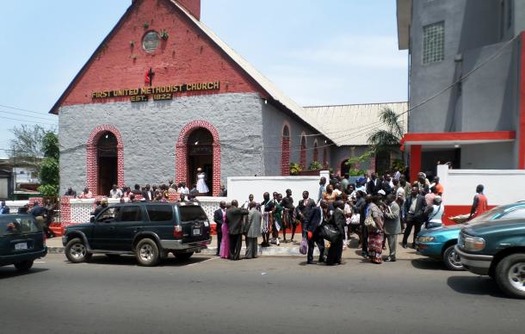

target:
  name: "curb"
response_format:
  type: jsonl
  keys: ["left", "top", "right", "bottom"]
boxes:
{"left": 46, "top": 245, "right": 304, "bottom": 257}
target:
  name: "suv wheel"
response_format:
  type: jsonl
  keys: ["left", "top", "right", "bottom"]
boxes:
{"left": 65, "top": 238, "right": 92, "bottom": 263}
{"left": 14, "top": 260, "right": 34, "bottom": 272}
{"left": 496, "top": 253, "right": 525, "bottom": 299}
{"left": 135, "top": 239, "right": 160, "bottom": 266}
{"left": 443, "top": 244, "right": 464, "bottom": 271}
{"left": 174, "top": 252, "right": 194, "bottom": 261}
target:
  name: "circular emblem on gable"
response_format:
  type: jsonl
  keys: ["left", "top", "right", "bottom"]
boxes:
{"left": 142, "top": 31, "right": 160, "bottom": 53}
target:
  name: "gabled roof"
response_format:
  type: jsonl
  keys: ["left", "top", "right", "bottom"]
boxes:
{"left": 303, "top": 102, "right": 408, "bottom": 146}
{"left": 50, "top": 0, "right": 327, "bottom": 140}
{"left": 169, "top": 1, "right": 329, "bottom": 136}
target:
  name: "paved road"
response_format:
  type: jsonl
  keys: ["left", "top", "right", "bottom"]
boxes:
{"left": 0, "top": 253, "right": 523, "bottom": 334}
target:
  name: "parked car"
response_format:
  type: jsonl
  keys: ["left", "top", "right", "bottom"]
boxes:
{"left": 62, "top": 201, "right": 211, "bottom": 266}
{"left": 416, "top": 202, "right": 525, "bottom": 271}
{"left": 456, "top": 203, "right": 525, "bottom": 298}
{"left": 0, "top": 214, "right": 47, "bottom": 271}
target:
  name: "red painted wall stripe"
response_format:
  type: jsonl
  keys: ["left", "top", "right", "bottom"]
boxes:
{"left": 409, "top": 145, "right": 421, "bottom": 183}
{"left": 403, "top": 131, "right": 515, "bottom": 143}
{"left": 519, "top": 32, "right": 525, "bottom": 169}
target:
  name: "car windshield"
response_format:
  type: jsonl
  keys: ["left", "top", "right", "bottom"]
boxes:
{"left": 468, "top": 203, "right": 525, "bottom": 224}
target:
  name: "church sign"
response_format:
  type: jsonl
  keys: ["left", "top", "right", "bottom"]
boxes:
{"left": 91, "top": 81, "right": 220, "bottom": 102}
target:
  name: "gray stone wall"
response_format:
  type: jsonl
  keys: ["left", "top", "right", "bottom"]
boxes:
{"left": 261, "top": 103, "right": 329, "bottom": 176}
{"left": 58, "top": 93, "right": 264, "bottom": 194}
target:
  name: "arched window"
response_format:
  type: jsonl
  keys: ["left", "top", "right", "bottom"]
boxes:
{"left": 313, "top": 140, "right": 319, "bottom": 163}
{"left": 300, "top": 135, "right": 307, "bottom": 169}
{"left": 281, "top": 125, "right": 291, "bottom": 175}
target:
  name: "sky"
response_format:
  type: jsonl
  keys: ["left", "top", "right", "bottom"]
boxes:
{"left": 0, "top": 0, "right": 408, "bottom": 158}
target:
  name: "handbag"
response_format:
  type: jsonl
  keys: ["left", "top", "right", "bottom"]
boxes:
{"left": 320, "top": 223, "right": 340, "bottom": 243}
{"left": 364, "top": 214, "right": 376, "bottom": 229}
{"left": 299, "top": 238, "right": 307, "bottom": 255}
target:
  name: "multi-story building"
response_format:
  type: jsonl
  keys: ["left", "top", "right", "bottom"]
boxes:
{"left": 397, "top": 0, "right": 525, "bottom": 181}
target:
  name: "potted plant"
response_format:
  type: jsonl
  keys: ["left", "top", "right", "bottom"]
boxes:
{"left": 289, "top": 162, "right": 302, "bottom": 175}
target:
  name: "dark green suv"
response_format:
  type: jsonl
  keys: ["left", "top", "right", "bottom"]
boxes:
{"left": 0, "top": 214, "right": 47, "bottom": 271}
{"left": 62, "top": 201, "right": 211, "bottom": 266}
{"left": 456, "top": 203, "right": 525, "bottom": 298}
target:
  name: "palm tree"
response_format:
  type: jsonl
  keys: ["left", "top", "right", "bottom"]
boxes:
{"left": 367, "top": 107, "right": 405, "bottom": 172}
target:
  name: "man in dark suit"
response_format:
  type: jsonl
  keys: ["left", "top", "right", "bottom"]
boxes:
{"left": 367, "top": 172, "right": 380, "bottom": 195}
{"left": 295, "top": 190, "right": 316, "bottom": 237}
{"left": 226, "top": 200, "right": 249, "bottom": 260}
{"left": 325, "top": 200, "right": 346, "bottom": 265}
{"left": 402, "top": 186, "right": 427, "bottom": 249}
{"left": 213, "top": 201, "right": 227, "bottom": 256}
{"left": 305, "top": 200, "right": 328, "bottom": 264}
{"left": 142, "top": 184, "right": 154, "bottom": 201}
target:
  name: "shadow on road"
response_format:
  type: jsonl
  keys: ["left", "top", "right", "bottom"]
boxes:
{"left": 446, "top": 275, "right": 507, "bottom": 298}
{"left": 410, "top": 258, "right": 449, "bottom": 271}
{"left": 79, "top": 254, "right": 213, "bottom": 267}
{"left": 0, "top": 267, "right": 49, "bottom": 279}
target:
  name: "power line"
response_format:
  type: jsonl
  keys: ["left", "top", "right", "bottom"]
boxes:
{"left": 0, "top": 115, "right": 56, "bottom": 126}
{"left": 0, "top": 110, "right": 56, "bottom": 122}
{"left": 0, "top": 104, "right": 48, "bottom": 116}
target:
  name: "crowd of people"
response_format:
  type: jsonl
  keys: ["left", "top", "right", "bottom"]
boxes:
{"left": 212, "top": 170, "right": 488, "bottom": 266}
{"left": 65, "top": 180, "right": 206, "bottom": 204}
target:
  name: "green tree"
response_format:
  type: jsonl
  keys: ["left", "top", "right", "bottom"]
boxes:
{"left": 9, "top": 124, "right": 47, "bottom": 160}
{"left": 38, "top": 132, "right": 60, "bottom": 197}
{"left": 367, "top": 107, "right": 405, "bottom": 173}
{"left": 42, "top": 131, "right": 59, "bottom": 160}
{"left": 367, "top": 107, "right": 404, "bottom": 154}
{"left": 345, "top": 150, "right": 374, "bottom": 176}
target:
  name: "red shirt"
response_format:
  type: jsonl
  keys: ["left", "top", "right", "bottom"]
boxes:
{"left": 473, "top": 194, "right": 488, "bottom": 218}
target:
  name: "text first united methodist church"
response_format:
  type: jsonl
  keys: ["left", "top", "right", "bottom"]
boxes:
{"left": 51, "top": 0, "right": 407, "bottom": 196}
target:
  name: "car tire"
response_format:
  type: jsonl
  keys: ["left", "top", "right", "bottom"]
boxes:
{"left": 174, "top": 252, "right": 194, "bottom": 261}
{"left": 443, "top": 244, "right": 464, "bottom": 271}
{"left": 135, "top": 239, "right": 160, "bottom": 266}
{"left": 495, "top": 253, "right": 525, "bottom": 299}
{"left": 65, "top": 238, "right": 92, "bottom": 263}
{"left": 14, "top": 260, "right": 34, "bottom": 272}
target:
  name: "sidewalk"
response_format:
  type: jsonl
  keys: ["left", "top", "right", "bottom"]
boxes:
{"left": 47, "top": 233, "right": 423, "bottom": 260}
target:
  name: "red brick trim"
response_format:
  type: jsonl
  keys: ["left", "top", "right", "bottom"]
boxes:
{"left": 176, "top": 120, "right": 221, "bottom": 196}
{"left": 86, "top": 125, "right": 125, "bottom": 196}
{"left": 281, "top": 123, "right": 291, "bottom": 175}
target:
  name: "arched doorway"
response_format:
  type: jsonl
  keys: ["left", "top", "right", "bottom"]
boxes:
{"left": 97, "top": 131, "right": 118, "bottom": 195}
{"left": 187, "top": 128, "right": 213, "bottom": 191}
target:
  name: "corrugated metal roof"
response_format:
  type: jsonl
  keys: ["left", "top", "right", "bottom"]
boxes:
{"left": 174, "top": 2, "right": 408, "bottom": 147}
{"left": 303, "top": 102, "right": 408, "bottom": 146}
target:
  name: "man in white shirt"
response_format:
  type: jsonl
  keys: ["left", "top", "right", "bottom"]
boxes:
{"left": 109, "top": 184, "right": 122, "bottom": 199}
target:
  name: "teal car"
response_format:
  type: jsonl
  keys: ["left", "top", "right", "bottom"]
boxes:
{"left": 416, "top": 202, "right": 525, "bottom": 271}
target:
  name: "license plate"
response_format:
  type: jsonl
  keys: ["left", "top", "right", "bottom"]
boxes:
{"left": 15, "top": 243, "right": 28, "bottom": 250}
{"left": 193, "top": 228, "right": 201, "bottom": 236}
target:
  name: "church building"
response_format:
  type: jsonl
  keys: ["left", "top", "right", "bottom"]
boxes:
{"left": 51, "top": 0, "right": 407, "bottom": 196}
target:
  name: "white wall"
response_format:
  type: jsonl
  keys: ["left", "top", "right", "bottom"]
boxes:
{"left": 437, "top": 164, "right": 525, "bottom": 205}
{"left": 227, "top": 170, "right": 329, "bottom": 204}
